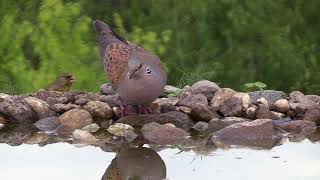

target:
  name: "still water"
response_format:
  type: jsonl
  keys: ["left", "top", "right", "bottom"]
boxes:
{"left": 0, "top": 139, "right": 319, "bottom": 180}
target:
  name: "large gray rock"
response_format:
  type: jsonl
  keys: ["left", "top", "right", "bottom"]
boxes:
{"left": 249, "top": 90, "right": 288, "bottom": 106}
{"left": 117, "top": 111, "right": 193, "bottom": 130}
{"left": 24, "top": 97, "right": 55, "bottom": 118}
{"left": 208, "top": 117, "right": 248, "bottom": 133}
{"left": 211, "top": 119, "right": 283, "bottom": 148}
{"left": 0, "top": 94, "right": 37, "bottom": 123}
{"left": 59, "top": 109, "right": 93, "bottom": 130}
{"left": 191, "top": 80, "right": 221, "bottom": 100}
{"left": 83, "top": 101, "right": 113, "bottom": 119}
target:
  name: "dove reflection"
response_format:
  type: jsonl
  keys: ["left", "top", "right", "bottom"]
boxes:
{"left": 101, "top": 147, "right": 166, "bottom": 180}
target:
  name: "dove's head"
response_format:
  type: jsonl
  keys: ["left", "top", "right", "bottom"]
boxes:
{"left": 117, "top": 51, "right": 167, "bottom": 105}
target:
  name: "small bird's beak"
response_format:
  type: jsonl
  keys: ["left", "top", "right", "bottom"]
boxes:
{"left": 69, "top": 75, "right": 76, "bottom": 83}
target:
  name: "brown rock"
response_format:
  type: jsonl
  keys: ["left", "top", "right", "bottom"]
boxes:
{"left": 178, "top": 85, "right": 193, "bottom": 100}
{"left": 192, "top": 121, "right": 209, "bottom": 133}
{"left": 100, "top": 83, "right": 116, "bottom": 95}
{"left": 303, "top": 107, "right": 320, "bottom": 125}
{"left": 272, "top": 99, "right": 290, "bottom": 113}
{"left": 179, "top": 106, "right": 192, "bottom": 114}
{"left": 24, "top": 97, "right": 55, "bottom": 118}
{"left": 117, "top": 111, "right": 193, "bottom": 130}
{"left": 218, "top": 93, "right": 250, "bottom": 117}
{"left": 211, "top": 119, "right": 283, "bottom": 148}
{"left": 59, "top": 109, "right": 93, "bottom": 130}
{"left": 73, "top": 129, "right": 98, "bottom": 144}
{"left": 191, "top": 80, "right": 220, "bottom": 100}
{"left": 278, "top": 120, "right": 316, "bottom": 135}
{"left": 289, "top": 91, "right": 318, "bottom": 114}
{"left": 46, "top": 97, "right": 69, "bottom": 106}
{"left": 142, "top": 125, "right": 188, "bottom": 145}
{"left": 83, "top": 101, "right": 113, "bottom": 119}
{"left": 245, "top": 105, "right": 257, "bottom": 119}
{"left": 208, "top": 117, "right": 248, "bottom": 133}
{"left": 191, "top": 103, "right": 220, "bottom": 122}
{"left": 0, "top": 94, "right": 37, "bottom": 123}
{"left": 178, "top": 94, "right": 208, "bottom": 108}
{"left": 211, "top": 88, "right": 236, "bottom": 111}
{"left": 256, "top": 102, "right": 278, "bottom": 120}
{"left": 51, "top": 103, "right": 81, "bottom": 114}
{"left": 153, "top": 97, "right": 179, "bottom": 113}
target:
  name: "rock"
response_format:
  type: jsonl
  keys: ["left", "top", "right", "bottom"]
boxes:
{"left": 82, "top": 123, "right": 100, "bottom": 133}
{"left": 59, "top": 109, "right": 93, "bottom": 130}
{"left": 100, "top": 83, "right": 116, "bottom": 95}
{"left": 74, "top": 92, "right": 101, "bottom": 103}
{"left": 305, "top": 95, "right": 320, "bottom": 104}
{"left": 73, "top": 129, "right": 98, "bottom": 143}
{"left": 178, "top": 93, "right": 208, "bottom": 108}
{"left": 163, "top": 85, "right": 182, "bottom": 97}
{"left": 211, "top": 88, "right": 237, "bottom": 111}
{"left": 278, "top": 120, "right": 316, "bottom": 135}
{"left": 271, "top": 111, "right": 285, "bottom": 119}
{"left": 24, "top": 132, "right": 49, "bottom": 145}
{"left": 74, "top": 98, "right": 88, "bottom": 106}
{"left": 249, "top": 90, "right": 288, "bottom": 106}
{"left": 0, "top": 95, "right": 37, "bottom": 123}
{"left": 289, "top": 91, "right": 318, "bottom": 114}
{"left": 256, "top": 103, "right": 278, "bottom": 120}
{"left": 142, "top": 125, "right": 188, "bottom": 145}
{"left": 0, "top": 116, "right": 7, "bottom": 130}
{"left": 272, "top": 99, "right": 290, "bottom": 113}
{"left": 190, "top": 103, "right": 220, "bottom": 122}
{"left": 54, "top": 125, "right": 74, "bottom": 138}
{"left": 218, "top": 92, "right": 250, "bottom": 117}
{"left": 211, "top": 119, "right": 283, "bottom": 148}
{"left": 83, "top": 101, "right": 113, "bottom": 119}
{"left": 51, "top": 103, "right": 81, "bottom": 114}
{"left": 256, "top": 98, "right": 269, "bottom": 109}
{"left": 24, "top": 97, "right": 55, "bottom": 118}
{"left": 178, "top": 85, "right": 193, "bottom": 100}
{"left": 306, "top": 128, "right": 320, "bottom": 142}
{"left": 34, "top": 116, "right": 60, "bottom": 133}
{"left": 117, "top": 111, "right": 193, "bottom": 130}
{"left": 98, "top": 95, "right": 119, "bottom": 107}
{"left": 107, "top": 123, "right": 135, "bottom": 136}
{"left": 179, "top": 106, "right": 192, "bottom": 114}
{"left": 191, "top": 80, "right": 220, "bottom": 100}
{"left": 303, "top": 107, "right": 320, "bottom": 125}
{"left": 245, "top": 105, "right": 257, "bottom": 119}
{"left": 46, "top": 97, "right": 68, "bottom": 106}
{"left": 0, "top": 124, "right": 35, "bottom": 146}
{"left": 208, "top": 117, "right": 247, "bottom": 133}
{"left": 141, "top": 122, "right": 163, "bottom": 133}
{"left": 192, "top": 121, "right": 209, "bottom": 133}
{"left": 153, "top": 97, "right": 179, "bottom": 113}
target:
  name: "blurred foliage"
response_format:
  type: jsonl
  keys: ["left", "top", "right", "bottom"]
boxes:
{"left": 0, "top": 0, "right": 319, "bottom": 94}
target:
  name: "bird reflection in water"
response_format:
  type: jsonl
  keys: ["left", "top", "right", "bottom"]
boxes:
{"left": 101, "top": 147, "right": 166, "bottom": 180}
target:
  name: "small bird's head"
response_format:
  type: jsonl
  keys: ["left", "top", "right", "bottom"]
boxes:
{"left": 57, "top": 74, "right": 76, "bottom": 86}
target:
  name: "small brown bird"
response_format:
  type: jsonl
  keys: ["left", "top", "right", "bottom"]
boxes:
{"left": 93, "top": 20, "right": 167, "bottom": 114}
{"left": 45, "top": 74, "right": 76, "bottom": 92}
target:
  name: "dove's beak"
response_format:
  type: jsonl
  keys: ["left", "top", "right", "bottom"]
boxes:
{"left": 128, "top": 69, "right": 138, "bottom": 79}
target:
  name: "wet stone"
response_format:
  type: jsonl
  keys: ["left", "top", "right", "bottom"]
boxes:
{"left": 59, "top": 109, "right": 93, "bottom": 130}
{"left": 208, "top": 117, "right": 248, "bottom": 133}
{"left": 211, "top": 119, "right": 283, "bottom": 148}
{"left": 24, "top": 132, "right": 49, "bottom": 145}
{"left": 34, "top": 116, "right": 60, "bottom": 133}
{"left": 82, "top": 123, "right": 100, "bottom": 133}
{"left": 117, "top": 111, "right": 193, "bottom": 131}
{"left": 191, "top": 80, "right": 221, "bottom": 100}
{"left": 83, "top": 101, "right": 113, "bottom": 119}
{"left": 73, "top": 129, "right": 98, "bottom": 144}
{"left": 51, "top": 103, "right": 81, "bottom": 114}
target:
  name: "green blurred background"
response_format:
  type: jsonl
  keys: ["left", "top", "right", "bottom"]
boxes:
{"left": 0, "top": 0, "right": 319, "bottom": 94}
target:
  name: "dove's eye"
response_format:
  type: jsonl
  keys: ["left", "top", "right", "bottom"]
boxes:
{"left": 146, "top": 67, "right": 152, "bottom": 75}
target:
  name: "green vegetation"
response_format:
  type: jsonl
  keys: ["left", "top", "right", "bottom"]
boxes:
{"left": 0, "top": 0, "right": 319, "bottom": 94}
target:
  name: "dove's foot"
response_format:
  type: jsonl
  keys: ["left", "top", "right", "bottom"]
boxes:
{"left": 138, "top": 105, "right": 153, "bottom": 114}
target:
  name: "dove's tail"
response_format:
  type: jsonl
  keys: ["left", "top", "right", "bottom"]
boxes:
{"left": 93, "top": 20, "right": 128, "bottom": 60}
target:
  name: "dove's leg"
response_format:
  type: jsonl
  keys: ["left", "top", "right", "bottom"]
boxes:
{"left": 138, "top": 105, "right": 153, "bottom": 114}
{"left": 115, "top": 96, "right": 138, "bottom": 117}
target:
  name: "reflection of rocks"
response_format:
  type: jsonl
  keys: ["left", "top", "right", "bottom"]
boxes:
{"left": 59, "top": 109, "right": 93, "bottom": 130}
{"left": 72, "top": 129, "right": 98, "bottom": 144}
{"left": 82, "top": 123, "right": 100, "bottom": 133}
{"left": 34, "top": 116, "right": 60, "bottom": 133}
{"left": 102, "top": 147, "right": 166, "bottom": 180}
{"left": 278, "top": 120, "right": 316, "bottom": 135}
{"left": 0, "top": 124, "right": 36, "bottom": 146}
{"left": 24, "top": 132, "right": 49, "bottom": 145}
{"left": 117, "top": 111, "right": 193, "bottom": 130}
{"left": 211, "top": 119, "right": 284, "bottom": 148}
